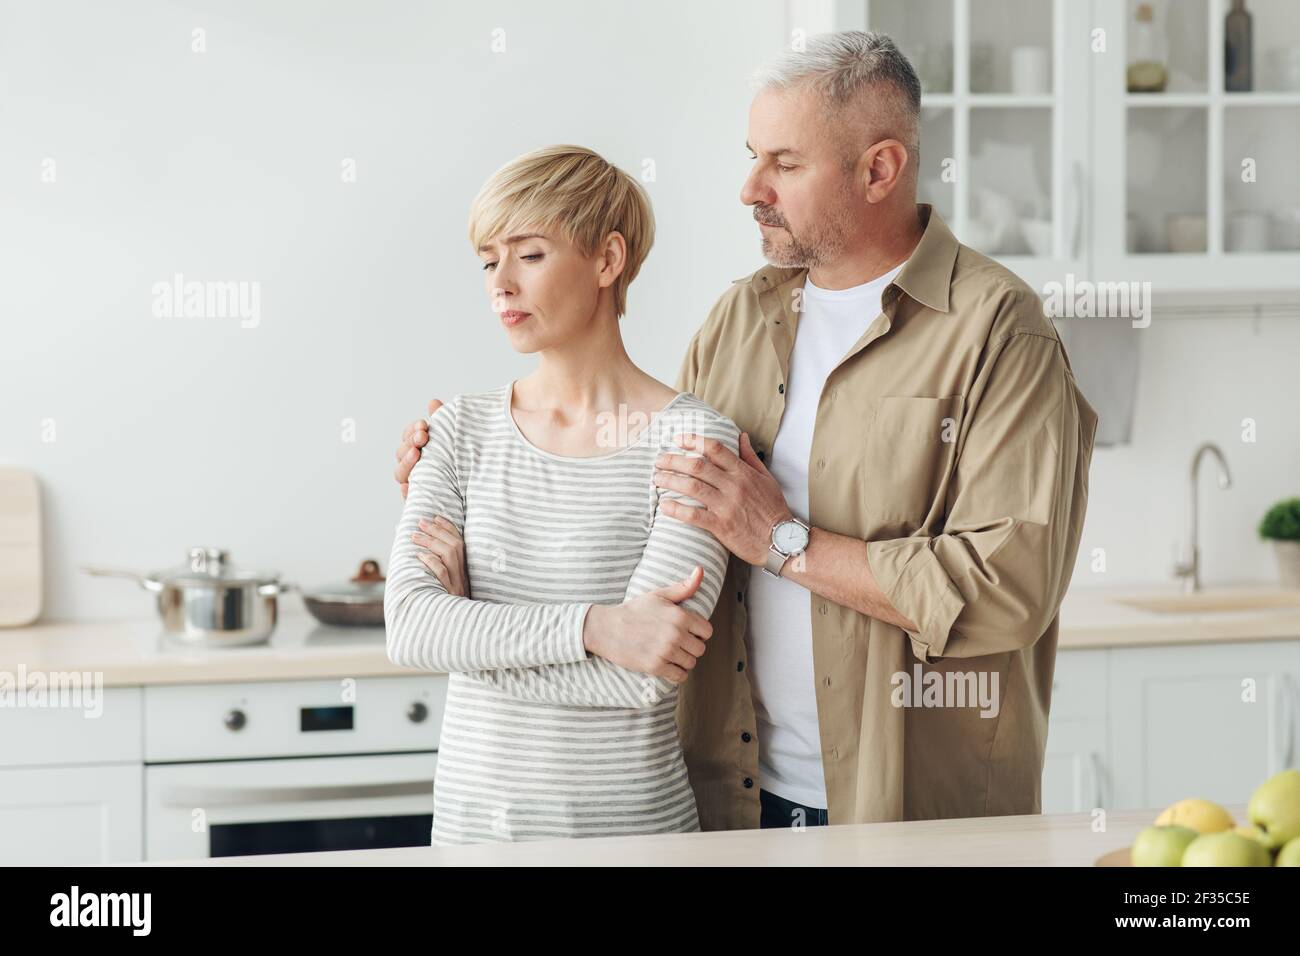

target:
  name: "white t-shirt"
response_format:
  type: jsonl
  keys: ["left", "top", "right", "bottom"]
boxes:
{"left": 746, "top": 261, "right": 906, "bottom": 808}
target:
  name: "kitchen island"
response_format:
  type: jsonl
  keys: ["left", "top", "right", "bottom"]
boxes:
{"left": 5, "top": 588, "right": 1292, "bottom": 865}
{"left": 130, "top": 804, "right": 1247, "bottom": 867}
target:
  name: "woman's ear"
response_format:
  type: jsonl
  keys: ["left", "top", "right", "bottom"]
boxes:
{"left": 596, "top": 230, "right": 628, "bottom": 289}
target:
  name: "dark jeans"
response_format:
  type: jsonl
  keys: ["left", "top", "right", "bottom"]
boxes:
{"left": 759, "top": 788, "right": 829, "bottom": 829}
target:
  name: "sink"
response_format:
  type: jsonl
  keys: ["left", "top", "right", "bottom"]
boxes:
{"left": 1118, "top": 589, "right": 1300, "bottom": 614}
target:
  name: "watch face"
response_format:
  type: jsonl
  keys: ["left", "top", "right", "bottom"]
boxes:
{"left": 773, "top": 520, "right": 809, "bottom": 554}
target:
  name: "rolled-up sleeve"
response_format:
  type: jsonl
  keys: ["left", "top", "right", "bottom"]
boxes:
{"left": 866, "top": 325, "right": 1094, "bottom": 663}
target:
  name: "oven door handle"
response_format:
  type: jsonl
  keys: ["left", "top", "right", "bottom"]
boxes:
{"left": 160, "top": 778, "right": 434, "bottom": 807}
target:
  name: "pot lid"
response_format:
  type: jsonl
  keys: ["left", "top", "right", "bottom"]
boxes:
{"left": 303, "top": 559, "right": 386, "bottom": 604}
{"left": 155, "top": 547, "right": 281, "bottom": 587}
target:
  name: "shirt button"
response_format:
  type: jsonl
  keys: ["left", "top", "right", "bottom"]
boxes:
{"left": 831, "top": 747, "right": 839, "bottom": 759}
{"left": 816, "top": 458, "right": 826, "bottom": 471}
{"left": 736, "top": 660, "right": 745, "bottom": 672}
{"left": 777, "top": 383, "right": 785, "bottom": 394}
{"left": 819, "top": 602, "right": 828, "bottom": 615}
{"left": 741, "top": 731, "right": 752, "bottom": 743}
{"left": 743, "top": 777, "right": 754, "bottom": 789}
{"left": 823, "top": 676, "right": 832, "bottom": 687}
{"left": 737, "top": 590, "right": 744, "bottom": 603}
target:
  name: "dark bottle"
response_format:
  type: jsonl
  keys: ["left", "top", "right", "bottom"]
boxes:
{"left": 1225, "top": 0, "right": 1253, "bottom": 92}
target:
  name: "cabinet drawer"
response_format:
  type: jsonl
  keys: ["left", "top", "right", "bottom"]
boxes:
{"left": 1050, "top": 649, "right": 1108, "bottom": 722}
{"left": 0, "top": 686, "right": 142, "bottom": 768}
{"left": 144, "top": 675, "right": 447, "bottom": 762}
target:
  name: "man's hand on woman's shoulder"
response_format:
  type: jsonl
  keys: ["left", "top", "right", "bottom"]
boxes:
{"left": 395, "top": 398, "right": 443, "bottom": 499}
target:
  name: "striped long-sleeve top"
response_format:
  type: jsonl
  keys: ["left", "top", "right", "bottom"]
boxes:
{"left": 384, "top": 381, "right": 739, "bottom": 845}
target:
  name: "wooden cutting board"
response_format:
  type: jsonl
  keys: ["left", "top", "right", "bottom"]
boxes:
{"left": 0, "top": 467, "right": 42, "bottom": 626}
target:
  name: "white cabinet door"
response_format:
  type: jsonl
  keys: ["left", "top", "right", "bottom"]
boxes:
{"left": 1108, "top": 639, "right": 1300, "bottom": 810}
{"left": 1049, "top": 647, "right": 1110, "bottom": 722}
{"left": 0, "top": 764, "right": 143, "bottom": 864}
{"left": 1042, "top": 648, "right": 1110, "bottom": 812}
{"left": 855, "top": 0, "right": 1095, "bottom": 290}
{"left": 1091, "top": 0, "right": 1300, "bottom": 292}
{"left": 1043, "top": 720, "right": 1108, "bottom": 813}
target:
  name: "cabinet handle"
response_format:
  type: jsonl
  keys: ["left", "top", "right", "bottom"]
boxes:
{"left": 1069, "top": 161, "right": 1085, "bottom": 261}
{"left": 1088, "top": 751, "right": 1104, "bottom": 810}
{"left": 160, "top": 779, "right": 435, "bottom": 807}
{"left": 1279, "top": 674, "right": 1296, "bottom": 770}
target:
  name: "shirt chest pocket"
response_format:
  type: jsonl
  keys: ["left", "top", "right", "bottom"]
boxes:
{"left": 864, "top": 395, "right": 963, "bottom": 525}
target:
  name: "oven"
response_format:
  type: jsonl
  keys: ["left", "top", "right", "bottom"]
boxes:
{"left": 143, "top": 675, "right": 446, "bottom": 860}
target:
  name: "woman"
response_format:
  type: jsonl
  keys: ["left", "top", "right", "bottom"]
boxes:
{"left": 384, "top": 144, "right": 740, "bottom": 845}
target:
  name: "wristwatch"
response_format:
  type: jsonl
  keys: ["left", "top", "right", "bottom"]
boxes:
{"left": 762, "top": 516, "right": 811, "bottom": 577}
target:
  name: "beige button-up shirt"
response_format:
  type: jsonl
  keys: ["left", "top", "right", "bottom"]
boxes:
{"left": 673, "top": 203, "right": 1098, "bottom": 830}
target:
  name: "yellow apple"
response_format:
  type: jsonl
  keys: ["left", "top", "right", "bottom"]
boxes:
{"left": 1154, "top": 798, "right": 1234, "bottom": 834}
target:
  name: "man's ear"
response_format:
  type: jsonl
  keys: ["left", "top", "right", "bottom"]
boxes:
{"left": 862, "top": 139, "right": 910, "bottom": 204}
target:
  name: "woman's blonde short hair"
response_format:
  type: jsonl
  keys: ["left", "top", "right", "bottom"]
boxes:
{"left": 467, "top": 145, "right": 655, "bottom": 319}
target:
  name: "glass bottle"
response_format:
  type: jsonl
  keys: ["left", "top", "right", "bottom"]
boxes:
{"left": 1225, "top": 0, "right": 1253, "bottom": 92}
{"left": 1127, "top": 3, "right": 1168, "bottom": 93}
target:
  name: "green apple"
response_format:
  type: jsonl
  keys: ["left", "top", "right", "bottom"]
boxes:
{"left": 1181, "top": 832, "right": 1272, "bottom": 867}
{"left": 1247, "top": 769, "right": 1300, "bottom": 849}
{"left": 1132, "top": 825, "right": 1199, "bottom": 866}
{"left": 1276, "top": 838, "right": 1300, "bottom": 866}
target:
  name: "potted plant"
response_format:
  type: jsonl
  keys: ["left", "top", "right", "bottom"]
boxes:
{"left": 1259, "top": 498, "right": 1300, "bottom": 588}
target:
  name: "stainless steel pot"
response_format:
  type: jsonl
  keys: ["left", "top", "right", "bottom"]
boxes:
{"left": 83, "top": 547, "right": 294, "bottom": 647}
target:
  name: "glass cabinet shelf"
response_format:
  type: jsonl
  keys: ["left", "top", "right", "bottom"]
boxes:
{"left": 1104, "top": 0, "right": 1300, "bottom": 266}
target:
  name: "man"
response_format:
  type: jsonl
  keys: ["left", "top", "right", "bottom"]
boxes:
{"left": 394, "top": 31, "right": 1097, "bottom": 832}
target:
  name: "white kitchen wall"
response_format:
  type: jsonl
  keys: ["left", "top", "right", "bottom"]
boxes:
{"left": 1071, "top": 313, "right": 1300, "bottom": 591}
{"left": 0, "top": 0, "right": 789, "bottom": 619}
{"left": 2, "top": 1, "right": 1295, "bottom": 622}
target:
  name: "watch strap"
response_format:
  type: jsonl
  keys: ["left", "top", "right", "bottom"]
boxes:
{"left": 762, "top": 547, "right": 790, "bottom": 577}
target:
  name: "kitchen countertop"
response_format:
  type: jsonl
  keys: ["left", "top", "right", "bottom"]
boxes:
{"left": 0, "top": 609, "right": 405, "bottom": 686}
{"left": 129, "top": 803, "right": 1247, "bottom": 866}
{"left": 1056, "top": 583, "right": 1300, "bottom": 650}
{"left": 3, "top": 585, "right": 1300, "bottom": 686}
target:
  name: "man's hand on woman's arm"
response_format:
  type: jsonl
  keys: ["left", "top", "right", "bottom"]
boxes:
{"left": 394, "top": 398, "right": 443, "bottom": 499}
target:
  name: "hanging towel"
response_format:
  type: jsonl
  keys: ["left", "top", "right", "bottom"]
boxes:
{"left": 1055, "top": 317, "right": 1142, "bottom": 447}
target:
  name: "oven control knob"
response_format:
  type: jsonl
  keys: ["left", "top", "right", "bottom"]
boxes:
{"left": 224, "top": 708, "right": 247, "bottom": 731}
{"left": 406, "top": 701, "right": 429, "bottom": 724}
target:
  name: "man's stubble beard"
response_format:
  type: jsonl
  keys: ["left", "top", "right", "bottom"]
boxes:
{"left": 757, "top": 182, "right": 859, "bottom": 270}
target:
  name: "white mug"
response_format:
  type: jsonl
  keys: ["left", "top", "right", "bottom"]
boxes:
{"left": 1228, "top": 211, "right": 1270, "bottom": 252}
{"left": 1011, "top": 47, "right": 1050, "bottom": 95}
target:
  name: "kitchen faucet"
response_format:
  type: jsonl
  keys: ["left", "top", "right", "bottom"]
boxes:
{"left": 1172, "top": 442, "right": 1233, "bottom": 593}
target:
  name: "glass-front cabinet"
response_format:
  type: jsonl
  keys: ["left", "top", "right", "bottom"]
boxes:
{"left": 866, "top": 0, "right": 1092, "bottom": 290}
{"left": 811, "top": 0, "right": 1300, "bottom": 296}
{"left": 1092, "top": 0, "right": 1300, "bottom": 291}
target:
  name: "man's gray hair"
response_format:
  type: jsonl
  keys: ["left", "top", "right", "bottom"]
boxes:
{"left": 751, "top": 31, "right": 921, "bottom": 155}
